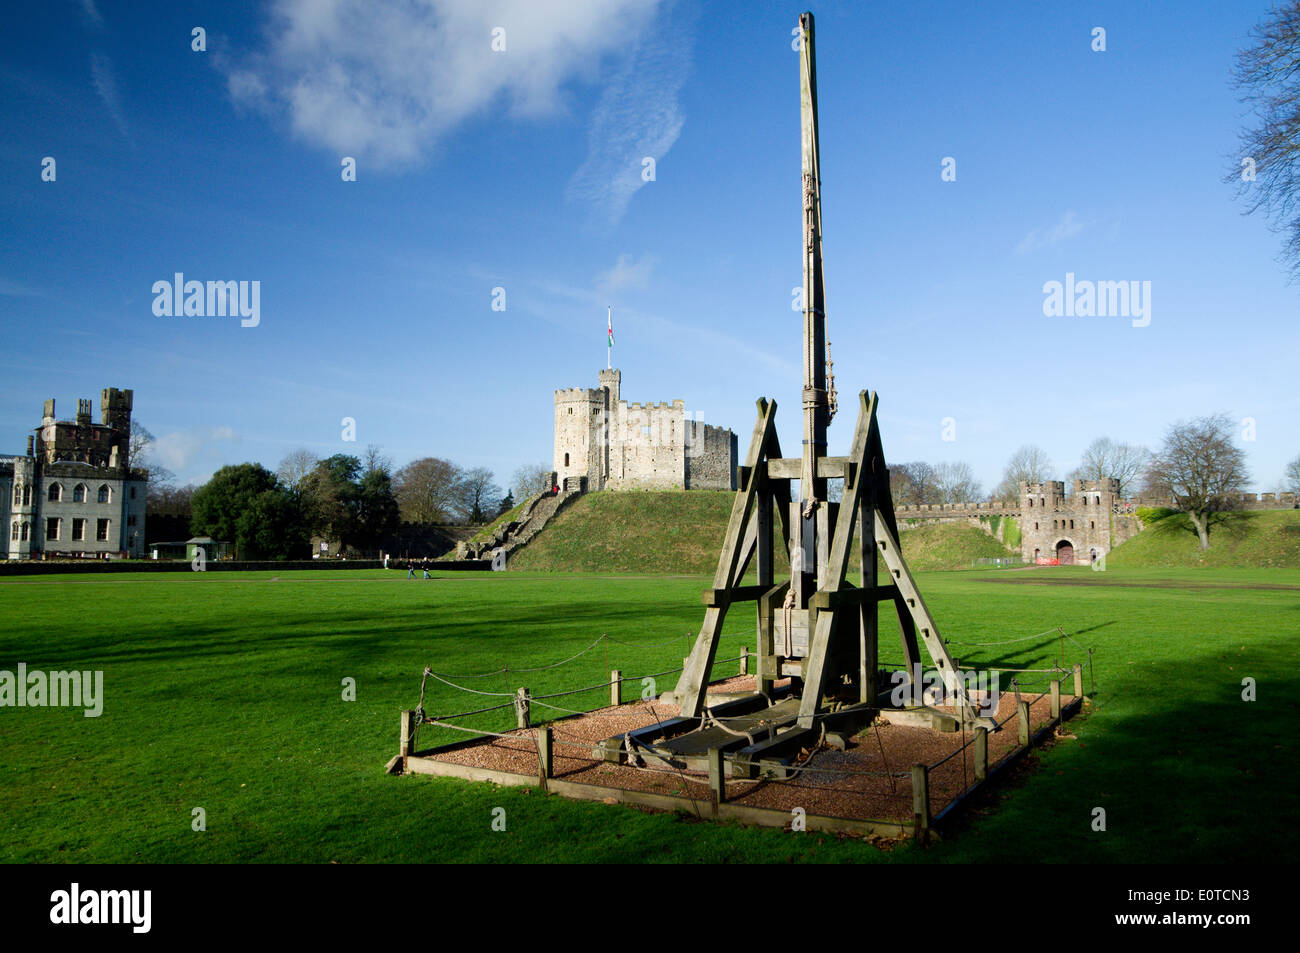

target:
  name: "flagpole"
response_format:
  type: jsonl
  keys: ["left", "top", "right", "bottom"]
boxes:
{"left": 607, "top": 305, "right": 612, "bottom": 369}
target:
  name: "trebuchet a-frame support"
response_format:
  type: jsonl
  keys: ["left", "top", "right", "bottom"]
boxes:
{"left": 599, "top": 13, "right": 986, "bottom": 773}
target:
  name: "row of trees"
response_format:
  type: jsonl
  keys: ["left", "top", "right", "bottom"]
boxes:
{"left": 146, "top": 443, "right": 555, "bottom": 559}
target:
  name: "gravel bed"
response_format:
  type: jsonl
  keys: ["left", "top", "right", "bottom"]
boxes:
{"left": 421, "top": 678, "right": 1067, "bottom": 824}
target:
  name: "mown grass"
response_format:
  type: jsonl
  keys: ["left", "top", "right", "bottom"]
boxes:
{"left": 1, "top": 565, "right": 1295, "bottom": 863}
{"left": 1107, "top": 509, "right": 1300, "bottom": 569}
{"left": 511, "top": 491, "right": 1014, "bottom": 574}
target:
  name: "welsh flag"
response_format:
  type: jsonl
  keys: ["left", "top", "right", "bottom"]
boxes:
{"left": 607, "top": 306, "right": 614, "bottom": 346}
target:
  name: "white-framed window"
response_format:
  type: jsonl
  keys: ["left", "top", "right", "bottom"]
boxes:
{"left": 98, "top": 484, "right": 111, "bottom": 504}
{"left": 73, "top": 484, "right": 87, "bottom": 503}
{"left": 73, "top": 518, "right": 86, "bottom": 541}
{"left": 96, "top": 518, "right": 110, "bottom": 541}
{"left": 46, "top": 517, "right": 60, "bottom": 540}
{"left": 48, "top": 483, "right": 62, "bottom": 502}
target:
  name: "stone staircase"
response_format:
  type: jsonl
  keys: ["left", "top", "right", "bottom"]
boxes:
{"left": 456, "top": 487, "right": 582, "bottom": 563}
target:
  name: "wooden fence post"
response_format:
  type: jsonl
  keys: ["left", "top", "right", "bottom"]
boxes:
{"left": 1017, "top": 700, "right": 1030, "bottom": 747}
{"left": 516, "top": 687, "right": 530, "bottom": 729}
{"left": 1050, "top": 679, "right": 1061, "bottom": 720}
{"left": 912, "top": 763, "right": 930, "bottom": 842}
{"left": 708, "top": 747, "right": 726, "bottom": 809}
{"left": 1073, "top": 662, "right": 1084, "bottom": 698}
{"left": 610, "top": 670, "right": 622, "bottom": 707}
{"left": 400, "top": 710, "right": 417, "bottom": 758}
{"left": 538, "top": 726, "right": 553, "bottom": 780}
{"left": 740, "top": 646, "right": 749, "bottom": 676}
{"left": 974, "top": 726, "right": 988, "bottom": 781}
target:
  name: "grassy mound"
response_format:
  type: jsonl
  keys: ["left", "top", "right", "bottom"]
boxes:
{"left": 1106, "top": 508, "right": 1300, "bottom": 569}
{"left": 509, "top": 491, "right": 1016, "bottom": 573}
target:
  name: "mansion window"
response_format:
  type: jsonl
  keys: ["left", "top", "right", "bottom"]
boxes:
{"left": 11, "top": 484, "right": 17, "bottom": 505}
{"left": 98, "top": 485, "right": 110, "bottom": 504}
{"left": 22, "top": 485, "right": 30, "bottom": 506}
{"left": 48, "top": 483, "right": 62, "bottom": 502}
{"left": 127, "top": 514, "right": 137, "bottom": 527}
{"left": 9, "top": 521, "right": 16, "bottom": 540}
{"left": 72, "top": 518, "right": 86, "bottom": 541}
{"left": 96, "top": 519, "right": 110, "bottom": 541}
{"left": 130, "top": 487, "right": 136, "bottom": 499}
{"left": 20, "top": 522, "right": 29, "bottom": 541}
{"left": 46, "top": 517, "right": 60, "bottom": 540}
{"left": 73, "top": 484, "right": 87, "bottom": 503}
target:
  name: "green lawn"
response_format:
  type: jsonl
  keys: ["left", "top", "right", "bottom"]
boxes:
{"left": 0, "top": 566, "right": 1295, "bottom": 863}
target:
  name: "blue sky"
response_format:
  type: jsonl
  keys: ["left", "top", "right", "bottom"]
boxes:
{"left": 1, "top": 0, "right": 1296, "bottom": 495}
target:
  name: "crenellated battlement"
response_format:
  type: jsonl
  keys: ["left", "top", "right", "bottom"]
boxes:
{"left": 554, "top": 368, "right": 736, "bottom": 493}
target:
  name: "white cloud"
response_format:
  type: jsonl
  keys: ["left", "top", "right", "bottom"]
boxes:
{"left": 153, "top": 427, "right": 237, "bottom": 472}
{"left": 1015, "top": 210, "right": 1086, "bottom": 255}
{"left": 224, "top": 0, "right": 668, "bottom": 169}
{"left": 90, "top": 53, "right": 130, "bottom": 141}
{"left": 597, "top": 253, "right": 655, "bottom": 296}
{"left": 565, "top": 2, "right": 694, "bottom": 225}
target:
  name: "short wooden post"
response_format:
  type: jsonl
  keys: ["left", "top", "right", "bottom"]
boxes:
{"left": 610, "top": 669, "right": 622, "bottom": 707}
{"left": 400, "top": 710, "right": 417, "bottom": 758}
{"left": 739, "top": 646, "right": 749, "bottom": 676}
{"left": 707, "top": 747, "right": 726, "bottom": 808}
{"left": 974, "top": 726, "right": 988, "bottom": 781}
{"left": 537, "top": 726, "right": 553, "bottom": 779}
{"left": 516, "top": 687, "right": 530, "bottom": 729}
{"left": 911, "top": 763, "right": 930, "bottom": 840}
{"left": 1017, "top": 700, "right": 1030, "bottom": 746}
{"left": 1050, "top": 679, "right": 1061, "bottom": 720}
{"left": 1073, "top": 662, "right": 1084, "bottom": 698}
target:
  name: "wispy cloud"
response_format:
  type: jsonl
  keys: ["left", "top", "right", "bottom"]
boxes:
{"left": 597, "top": 253, "right": 656, "bottom": 297}
{"left": 566, "top": 1, "right": 694, "bottom": 226}
{"left": 1015, "top": 210, "right": 1086, "bottom": 255}
{"left": 90, "top": 53, "right": 131, "bottom": 142}
{"left": 223, "top": 0, "right": 664, "bottom": 169}
{"left": 0, "top": 278, "right": 44, "bottom": 298}
{"left": 153, "top": 426, "right": 238, "bottom": 472}
{"left": 79, "top": 0, "right": 104, "bottom": 28}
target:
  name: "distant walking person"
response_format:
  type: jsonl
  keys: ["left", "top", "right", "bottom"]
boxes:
{"left": 407, "top": 559, "right": 416, "bottom": 580}
{"left": 422, "top": 556, "right": 431, "bottom": 580}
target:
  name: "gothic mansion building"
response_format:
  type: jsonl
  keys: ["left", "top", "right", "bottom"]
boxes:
{"left": 2, "top": 388, "right": 147, "bottom": 559}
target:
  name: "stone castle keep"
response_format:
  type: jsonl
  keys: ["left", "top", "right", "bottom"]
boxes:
{"left": 2, "top": 388, "right": 147, "bottom": 559}
{"left": 554, "top": 369, "right": 737, "bottom": 492}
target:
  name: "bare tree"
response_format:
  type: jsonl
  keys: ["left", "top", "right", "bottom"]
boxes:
{"left": 276, "top": 449, "right": 320, "bottom": 492}
{"left": 511, "top": 463, "right": 553, "bottom": 501}
{"left": 394, "top": 457, "right": 465, "bottom": 523}
{"left": 933, "top": 461, "right": 982, "bottom": 504}
{"left": 889, "top": 461, "right": 937, "bottom": 507}
{"left": 1228, "top": 1, "right": 1300, "bottom": 280}
{"left": 458, "top": 467, "right": 502, "bottom": 523}
{"left": 129, "top": 421, "right": 174, "bottom": 486}
{"left": 1070, "top": 437, "right": 1150, "bottom": 498}
{"left": 1144, "top": 414, "right": 1251, "bottom": 550}
{"left": 1284, "top": 453, "right": 1300, "bottom": 494}
{"left": 362, "top": 443, "right": 393, "bottom": 478}
{"left": 993, "top": 445, "right": 1054, "bottom": 500}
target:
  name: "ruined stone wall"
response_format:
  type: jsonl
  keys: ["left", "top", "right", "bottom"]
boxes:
{"left": 685, "top": 423, "right": 737, "bottom": 490}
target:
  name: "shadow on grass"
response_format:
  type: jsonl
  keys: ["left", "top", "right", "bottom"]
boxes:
{"left": 925, "top": 642, "right": 1300, "bottom": 863}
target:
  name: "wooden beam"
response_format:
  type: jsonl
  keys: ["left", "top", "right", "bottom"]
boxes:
{"left": 798, "top": 391, "right": 876, "bottom": 727}
{"left": 676, "top": 398, "right": 779, "bottom": 716}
